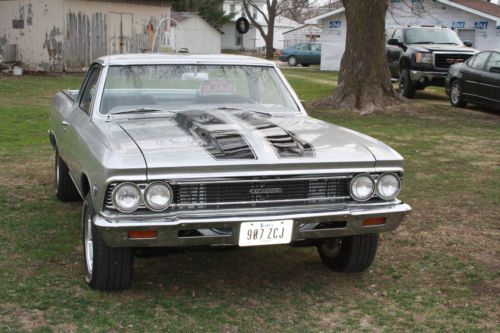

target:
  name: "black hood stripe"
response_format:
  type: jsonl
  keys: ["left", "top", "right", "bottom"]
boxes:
{"left": 174, "top": 110, "right": 256, "bottom": 160}
{"left": 236, "top": 112, "right": 315, "bottom": 158}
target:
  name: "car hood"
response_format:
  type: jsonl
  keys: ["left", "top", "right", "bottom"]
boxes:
{"left": 115, "top": 110, "right": 403, "bottom": 178}
{"left": 411, "top": 44, "right": 477, "bottom": 53}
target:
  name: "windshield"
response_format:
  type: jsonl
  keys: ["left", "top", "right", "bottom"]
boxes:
{"left": 404, "top": 28, "right": 463, "bottom": 45}
{"left": 100, "top": 65, "right": 299, "bottom": 114}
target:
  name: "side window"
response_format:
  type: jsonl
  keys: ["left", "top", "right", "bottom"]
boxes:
{"left": 485, "top": 52, "right": 500, "bottom": 72}
{"left": 393, "top": 29, "right": 403, "bottom": 42}
{"left": 299, "top": 43, "right": 310, "bottom": 51}
{"left": 311, "top": 43, "right": 321, "bottom": 52}
{"left": 469, "top": 52, "right": 490, "bottom": 71}
{"left": 79, "top": 67, "right": 101, "bottom": 113}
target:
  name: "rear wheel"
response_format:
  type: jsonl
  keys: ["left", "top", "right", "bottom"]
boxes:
{"left": 83, "top": 193, "right": 133, "bottom": 291}
{"left": 450, "top": 80, "right": 467, "bottom": 107}
{"left": 55, "top": 151, "right": 81, "bottom": 201}
{"left": 317, "top": 234, "right": 379, "bottom": 272}
{"left": 288, "top": 56, "right": 298, "bottom": 67}
{"left": 398, "top": 69, "right": 416, "bottom": 98}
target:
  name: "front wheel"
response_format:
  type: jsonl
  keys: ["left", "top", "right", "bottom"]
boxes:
{"left": 83, "top": 193, "right": 133, "bottom": 291}
{"left": 450, "top": 80, "right": 467, "bottom": 107}
{"left": 317, "top": 234, "right": 379, "bottom": 272}
{"left": 398, "top": 69, "right": 416, "bottom": 98}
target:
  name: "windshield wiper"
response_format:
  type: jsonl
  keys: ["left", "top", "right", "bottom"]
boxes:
{"left": 111, "top": 107, "right": 177, "bottom": 115}
{"left": 214, "top": 106, "right": 272, "bottom": 117}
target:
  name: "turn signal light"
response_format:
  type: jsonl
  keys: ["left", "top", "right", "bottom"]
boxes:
{"left": 363, "top": 217, "right": 386, "bottom": 226}
{"left": 128, "top": 230, "right": 158, "bottom": 239}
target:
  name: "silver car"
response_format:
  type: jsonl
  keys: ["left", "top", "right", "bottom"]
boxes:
{"left": 49, "top": 54, "right": 411, "bottom": 291}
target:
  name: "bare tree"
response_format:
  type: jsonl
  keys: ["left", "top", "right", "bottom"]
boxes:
{"left": 319, "top": 0, "right": 400, "bottom": 114}
{"left": 241, "top": 0, "right": 311, "bottom": 59}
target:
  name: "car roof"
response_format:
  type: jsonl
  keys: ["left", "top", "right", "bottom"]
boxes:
{"left": 95, "top": 53, "right": 275, "bottom": 66}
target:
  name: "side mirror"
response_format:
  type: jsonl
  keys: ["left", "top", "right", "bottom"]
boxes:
{"left": 463, "top": 40, "right": 473, "bottom": 47}
{"left": 388, "top": 38, "right": 400, "bottom": 46}
{"left": 388, "top": 38, "right": 407, "bottom": 51}
{"left": 489, "top": 66, "right": 500, "bottom": 74}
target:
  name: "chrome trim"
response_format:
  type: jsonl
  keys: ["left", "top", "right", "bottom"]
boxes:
{"left": 349, "top": 173, "right": 375, "bottom": 202}
{"left": 376, "top": 173, "right": 402, "bottom": 200}
{"left": 169, "top": 175, "right": 353, "bottom": 185}
{"left": 144, "top": 181, "right": 173, "bottom": 212}
{"left": 171, "top": 196, "right": 351, "bottom": 208}
{"left": 94, "top": 202, "right": 412, "bottom": 248}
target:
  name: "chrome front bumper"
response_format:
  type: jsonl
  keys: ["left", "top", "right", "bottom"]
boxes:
{"left": 410, "top": 70, "right": 447, "bottom": 85}
{"left": 94, "top": 202, "right": 412, "bottom": 248}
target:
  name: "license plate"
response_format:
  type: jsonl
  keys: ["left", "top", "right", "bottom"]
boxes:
{"left": 238, "top": 220, "right": 293, "bottom": 247}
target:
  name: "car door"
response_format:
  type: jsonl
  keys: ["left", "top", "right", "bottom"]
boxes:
{"left": 310, "top": 43, "right": 321, "bottom": 64}
{"left": 63, "top": 65, "right": 102, "bottom": 178}
{"left": 482, "top": 51, "right": 500, "bottom": 106}
{"left": 296, "top": 43, "right": 311, "bottom": 64}
{"left": 461, "top": 52, "right": 490, "bottom": 102}
{"left": 386, "top": 29, "right": 404, "bottom": 77}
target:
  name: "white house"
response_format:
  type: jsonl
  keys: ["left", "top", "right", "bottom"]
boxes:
{"left": 306, "top": 0, "right": 500, "bottom": 71}
{"left": 221, "top": 0, "right": 300, "bottom": 51}
{"left": 170, "top": 12, "right": 222, "bottom": 54}
{"left": 0, "top": 0, "right": 171, "bottom": 72}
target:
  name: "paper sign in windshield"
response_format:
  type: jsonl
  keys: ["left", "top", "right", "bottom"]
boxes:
{"left": 200, "top": 79, "right": 236, "bottom": 95}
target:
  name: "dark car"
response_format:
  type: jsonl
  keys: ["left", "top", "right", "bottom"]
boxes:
{"left": 279, "top": 42, "right": 321, "bottom": 67}
{"left": 385, "top": 26, "right": 477, "bottom": 98}
{"left": 446, "top": 51, "right": 500, "bottom": 109}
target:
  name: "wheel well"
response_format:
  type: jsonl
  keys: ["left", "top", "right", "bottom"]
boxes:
{"left": 399, "top": 58, "right": 410, "bottom": 72}
{"left": 49, "top": 132, "right": 57, "bottom": 151}
{"left": 80, "top": 174, "right": 91, "bottom": 197}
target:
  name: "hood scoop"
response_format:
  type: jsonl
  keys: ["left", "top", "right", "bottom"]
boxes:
{"left": 236, "top": 112, "right": 315, "bottom": 158}
{"left": 173, "top": 110, "right": 256, "bottom": 160}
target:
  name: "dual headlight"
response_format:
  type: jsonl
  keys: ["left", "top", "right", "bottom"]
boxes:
{"left": 350, "top": 173, "right": 401, "bottom": 201}
{"left": 112, "top": 182, "right": 173, "bottom": 212}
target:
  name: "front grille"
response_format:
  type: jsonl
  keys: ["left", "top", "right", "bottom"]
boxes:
{"left": 173, "top": 178, "right": 350, "bottom": 209}
{"left": 104, "top": 176, "right": 351, "bottom": 211}
{"left": 434, "top": 53, "right": 473, "bottom": 69}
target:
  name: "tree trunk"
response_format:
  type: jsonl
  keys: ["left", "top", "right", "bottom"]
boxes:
{"left": 319, "top": 0, "right": 401, "bottom": 114}
{"left": 265, "top": 22, "right": 275, "bottom": 59}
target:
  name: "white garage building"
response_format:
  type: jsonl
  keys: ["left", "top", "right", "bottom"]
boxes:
{"left": 306, "top": 0, "right": 500, "bottom": 71}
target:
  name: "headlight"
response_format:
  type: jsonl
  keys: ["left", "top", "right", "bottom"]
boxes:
{"left": 376, "top": 173, "right": 401, "bottom": 200}
{"left": 112, "top": 182, "right": 141, "bottom": 212}
{"left": 416, "top": 52, "right": 432, "bottom": 64}
{"left": 350, "top": 174, "right": 375, "bottom": 201}
{"left": 144, "top": 182, "right": 173, "bottom": 211}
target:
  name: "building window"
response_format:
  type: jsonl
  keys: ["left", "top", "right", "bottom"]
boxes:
{"left": 230, "top": 4, "right": 236, "bottom": 14}
{"left": 236, "top": 32, "right": 242, "bottom": 46}
{"left": 253, "top": 7, "right": 258, "bottom": 19}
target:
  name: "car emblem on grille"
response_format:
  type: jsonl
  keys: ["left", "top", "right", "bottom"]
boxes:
{"left": 249, "top": 188, "right": 282, "bottom": 194}
{"left": 446, "top": 58, "right": 463, "bottom": 64}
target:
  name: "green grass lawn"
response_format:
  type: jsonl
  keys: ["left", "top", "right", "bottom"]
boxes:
{"left": 0, "top": 70, "right": 499, "bottom": 332}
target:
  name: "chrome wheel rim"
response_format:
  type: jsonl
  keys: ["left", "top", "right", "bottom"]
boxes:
{"left": 451, "top": 83, "right": 460, "bottom": 104}
{"left": 83, "top": 202, "right": 93, "bottom": 279}
{"left": 289, "top": 57, "right": 297, "bottom": 66}
{"left": 399, "top": 78, "right": 405, "bottom": 95}
{"left": 55, "top": 159, "right": 60, "bottom": 190}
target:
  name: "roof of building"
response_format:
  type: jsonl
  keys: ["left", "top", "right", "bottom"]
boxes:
{"left": 305, "top": 0, "right": 500, "bottom": 24}
{"left": 283, "top": 24, "right": 322, "bottom": 35}
{"left": 170, "top": 12, "right": 223, "bottom": 33}
{"left": 96, "top": 53, "right": 275, "bottom": 66}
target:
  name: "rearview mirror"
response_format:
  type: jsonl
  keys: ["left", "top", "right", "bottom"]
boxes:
{"left": 489, "top": 66, "right": 500, "bottom": 74}
{"left": 463, "top": 40, "right": 473, "bottom": 47}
